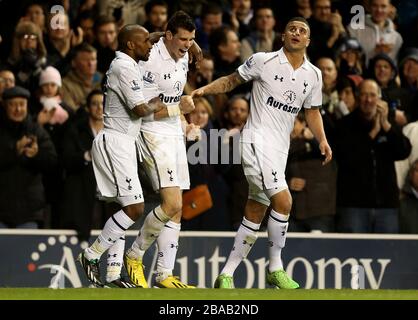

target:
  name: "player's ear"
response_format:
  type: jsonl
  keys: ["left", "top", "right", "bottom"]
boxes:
{"left": 127, "top": 41, "right": 134, "bottom": 50}
{"left": 166, "top": 30, "right": 173, "bottom": 40}
{"left": 306, "top": 38, "right": 310, "bottom": 47}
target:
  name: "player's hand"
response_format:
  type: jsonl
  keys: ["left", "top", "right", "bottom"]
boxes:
{"left": 319, "top": 140, "right": 332, "bottom": 165}
{"left": 191, "top": 88, "right": 204, "bottom": 98}
{"left": 289, "top": 177, "right": 306, "bottom": 191}
{"left": 179, "top": 95, "right": 195, "bottom": 114}
{"left": 186, "top": 123, "right": 201, "bottom": 141}
{"left": 149, "top": 31, "right": 165, "bottom": 44}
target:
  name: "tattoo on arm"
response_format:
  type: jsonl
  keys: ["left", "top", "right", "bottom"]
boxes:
{"left": 206, "top": 72, "right": 245, "bottom": 94}
{"left": 134, "top": 98, "right": 165, "bottom": 117}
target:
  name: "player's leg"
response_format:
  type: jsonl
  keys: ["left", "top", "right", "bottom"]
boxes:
{"left": 79, "top": 132, "right": 143, "bottom": 287}
{"left": 214, "top": 142, "right": 268, "bottom": 288}
{"left": 214, "top": 199, "right": 267, "bottom": 289}
{"left": 265, "top": 188, "right": 299, "bottom": 289}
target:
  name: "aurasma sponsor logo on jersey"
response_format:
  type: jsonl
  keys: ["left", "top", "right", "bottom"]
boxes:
{"left": 159, "top": 93, "right": 181, "bottom": 104}
{"left": 266, "top": 96, "right": 300, "bottom": 114}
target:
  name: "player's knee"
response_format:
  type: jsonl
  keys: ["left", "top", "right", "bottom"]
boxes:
{"left": 123, "top": 203, "right": 144, "bottom": 221}
{"left": 271, "top": 192, "right": 292, "bottom": 214}
{"left": 162, "top": 199, "right": 182, "bottom": 216}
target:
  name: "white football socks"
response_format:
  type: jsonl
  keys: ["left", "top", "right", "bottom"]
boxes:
{"left": 126, "top": 205, "right": 171, "bottom": 260}
{"left": 268, "top": 209, "right": 289, "bottom": 272}
{"left": 156, "top": 220, "right": 181, "bottom": 282}
{"left": 221, "top": 217, "right": 260, "bottom": 276}
{"left": 85, "top": 210, "right": 134, "bottom": 261}
{"left": 106, "top": 237, "right": 125, "bottom": 282}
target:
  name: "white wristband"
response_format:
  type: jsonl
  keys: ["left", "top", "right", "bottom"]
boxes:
{"left": 167, "top": 105, "right": 181, "bottom": 117}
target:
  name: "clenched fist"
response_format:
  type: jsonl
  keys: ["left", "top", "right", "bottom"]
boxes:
{"left": 180, "top": 95, "right": 195, "bottom": 114}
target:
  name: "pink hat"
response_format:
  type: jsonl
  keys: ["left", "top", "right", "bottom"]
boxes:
{"left": 39, "top": 66, "right": 62, "bottom": 87}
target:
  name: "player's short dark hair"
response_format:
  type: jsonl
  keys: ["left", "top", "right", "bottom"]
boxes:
{"left": 209, "top": 25, "right": 234, "bottom": 59}
{"left": 166, "top": 10, "right": 196, "bottom": 35}
{"left": 86, "top": 89, "right": 103, "bottom": 107}
{"left": 286, "top": 17, "right": 310, "bottom": 31}
{"left": 145, "top": 0, "right": 168, "bottom": 16}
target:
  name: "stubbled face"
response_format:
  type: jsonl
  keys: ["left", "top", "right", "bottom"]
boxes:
{"left": 283, "top": 21, "right": 310, "bottom": 52}
{"left": 148, "top": 5, "right": 168, "bottom": 29}
{"left": 220, "top": 30, "right": 241, "bottom": 59}
{"left": 227, "top": 98, "right": 249, "bottom": 127}
{"left": 132, "top": 29, "right": 153, "bottom": 62}
{"left": 167, "top": 27, "right": 195, "bottom": 61}
{"left": 97, "top": 22, "right": 117, "bottom": 48}
{"left": 202, "top": 13, "right": 222, "bottom": 34}
{"left": 255, "top": 8, "right": 275, "bottom": 33}
{"left": 6, "top": 97, "right": 28, "bottom": 122}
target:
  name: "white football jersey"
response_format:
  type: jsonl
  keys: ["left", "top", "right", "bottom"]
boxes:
{"left": 140, "top": 38, "right": 189, "bottom": 136}
{"left": 238, "top": 48, "right": 322, "bottom": 153}
{"left": 103, "top": 51, "right": 145, "bottom": 137}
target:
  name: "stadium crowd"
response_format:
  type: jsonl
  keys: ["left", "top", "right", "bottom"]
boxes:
{"left": 0, "top": 0, "right": 417, "bottom": 237}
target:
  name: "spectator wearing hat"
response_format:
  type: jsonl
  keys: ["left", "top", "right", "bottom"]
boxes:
{"left": 335, "top": 37, "right": 365, "bottom": 77}
{"left": 347, "top": 0, "right": 403, "bottom": 66}
{"left": 368, "top": 53, "right": 410, "bottom": 126}
{"left": 7, "top": 21, "right": 47, "bottom": 93}
{"left": 0, "top": 86, "right": 57, "bottom": 229}
{"left": 399, "top": 47, "right": 418, "bottom": 122}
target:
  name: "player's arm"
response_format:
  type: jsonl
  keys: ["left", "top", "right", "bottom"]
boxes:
{"left": 305, "top": 107, "right": 332, "bottom": 165}
{"left": 133, "top": 96, "right": 166, "bottom": 117}
{"left": 142, "top": 95, "right": 195, "bottom": 120}
{"left": 191, "top": 71, "right": 245, "bottom": 97}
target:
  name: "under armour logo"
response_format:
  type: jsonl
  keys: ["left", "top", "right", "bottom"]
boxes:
{"left": 281, "top": 231, "right": 286, "bottom": 236}
{"left": 242, "top": 240, "right": 253, "bottom": 247}
{"left": 268, "top": 241, "right": 273, "bottom": 247}
{"left": 274, "top": 75, "right": 283, "bottom": 82}
{"left": 272, "top": 170, "right": 278, "bottom": 183}
{"left": 303, "top": 81, "right": 308, "bottom": 94}
{"left": 170, "top": 244, "right": 179, "bottom": 249}
{"left": 164, "top": 73, "right": 171, "bottom": 80}
{"left": 126, "top": 177, "right": 132, "bottom": 190}
{"left": 167, "top": 169, "right": 173, "bottom": 181}
{"left": 108, "top": 238, "right": 117, "bottom": 243}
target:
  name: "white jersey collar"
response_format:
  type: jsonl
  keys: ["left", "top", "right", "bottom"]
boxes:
{"left": 278, "top": 47, "right": 309, "bottom": 70}
{"left": 115, "top": 51, "right": 139, "bottom": 65}
{"left": 156, "top": 38, "right": 173, "bottom": 61}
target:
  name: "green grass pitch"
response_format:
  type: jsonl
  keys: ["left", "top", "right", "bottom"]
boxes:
{"left": 1, "top": 288, "right": 418, "bottom": 300}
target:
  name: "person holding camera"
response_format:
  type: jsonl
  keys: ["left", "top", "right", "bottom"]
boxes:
{"left": 0, "top": 86, "right": 57, "bottom": 229}
{"left": 335, "top": 79, "right": 411, "bottom": 233}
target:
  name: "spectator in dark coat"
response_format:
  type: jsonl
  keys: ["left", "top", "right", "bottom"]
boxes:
{"left": 60, "top": 90, "right": 105, "bottom": 240}
{"left": 0, "top": 86, "right": 57, "bottom": 228}
{"left": 335, "top": 79, "right": 411, "bottom": 233}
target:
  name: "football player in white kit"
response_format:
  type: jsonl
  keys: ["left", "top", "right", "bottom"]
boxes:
{"left": 193, "top": 17, "right": 332, "bottom": 289}
{"left": 77, "top": 25, "right": 173, "bottom": 288}
{"left": 123, "top": 11, "right": 198, "bottom": 288}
